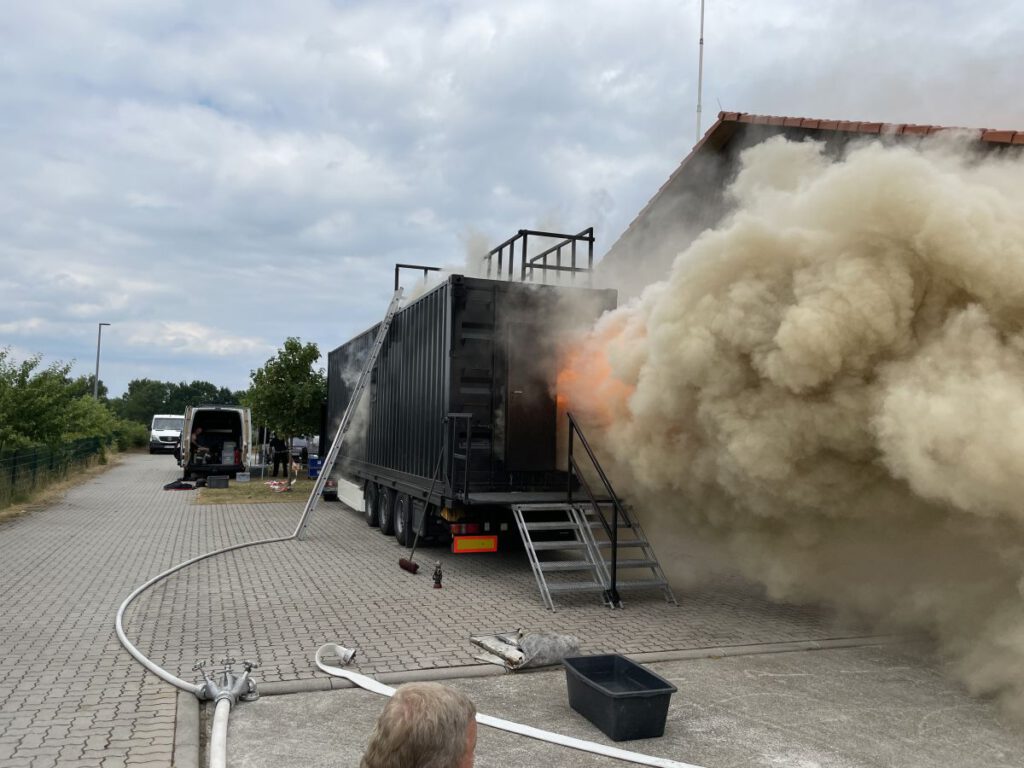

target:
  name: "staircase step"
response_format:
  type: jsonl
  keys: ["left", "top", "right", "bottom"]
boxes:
{"left": 594, "top": 540, "right": 646, "bottom": 548}
{"left": 606, "top": 559, "right": 658, "bottom": 568}
{"left": 614, "top": 579, "right": 670, "bottom": 590}
{"left": 514, "top": 504, "right": 574, "bottom": 512}
{"left": 584, "top": 520, "right": 634, "bottom": 530}
{"left": 530, "top": 541, "right": 588, "bottom": 551}
{"left": 546, "top": 581, "right": 606, "bottom": 593}
{"left": 524, "top": 521, "right": 575, "bottom": 531}
{"left": 538, "top": 560, "right": 594, "bottom": 572}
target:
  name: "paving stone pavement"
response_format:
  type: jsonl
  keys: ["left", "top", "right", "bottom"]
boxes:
{"left": 0, "top": 454, "right": 864, "bottom": 766}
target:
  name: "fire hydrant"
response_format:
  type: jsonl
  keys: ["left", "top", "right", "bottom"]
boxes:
{"left": 432, "top": 561, "right": 443, "bottom": 589}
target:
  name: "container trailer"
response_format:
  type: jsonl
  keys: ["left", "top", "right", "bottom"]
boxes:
{"left": 318, "top": 229, "right": 676, "bottom": 610}
{"left": 322, "top": 230, "right": 615, "bottom": 548}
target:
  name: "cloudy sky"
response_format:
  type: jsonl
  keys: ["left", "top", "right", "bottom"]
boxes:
{"left": 2, "top": 0, "right": 1022, "bottom": 396}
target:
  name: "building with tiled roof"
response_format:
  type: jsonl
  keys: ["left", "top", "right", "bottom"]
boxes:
{"left": 599, "top": 111, "right": 1024, "bottom": 293}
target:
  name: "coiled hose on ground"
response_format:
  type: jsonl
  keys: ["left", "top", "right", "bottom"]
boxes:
{"left": 116, "top": 486, "right": 706, "bottom": 768}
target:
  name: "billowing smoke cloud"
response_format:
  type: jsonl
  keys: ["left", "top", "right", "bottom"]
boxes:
{"left": 560, "top": 135, "right": 1024, "bottom": 712}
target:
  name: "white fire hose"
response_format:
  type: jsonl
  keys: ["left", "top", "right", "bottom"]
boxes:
{"left": 209, "top": 699, "right": 231, "bottom": 768}
{"left": 116, "top": 493, "right": 705, "bottom": 768}
{"left": 315, "top": 643, "right": 705, "bottom": 768}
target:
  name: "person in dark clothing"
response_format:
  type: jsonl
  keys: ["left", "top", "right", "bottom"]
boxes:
{"left": 269, "top": 434, "right": 288, "bottom": 478}
{"left": 191, "top": 427, "right": 211, "bottom": 462}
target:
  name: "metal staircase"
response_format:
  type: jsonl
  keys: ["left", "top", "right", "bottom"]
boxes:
{"left": 511, "top": 412, "right": 677, "bottom": 610}
{"left": 578, "top": 502, "right": 676, "bottom": 604}
{"left": 512, "top": 503, "right": 607, "bottom": 612}
{"left": 294, "top": 289, "right": 404, "bottom": 540}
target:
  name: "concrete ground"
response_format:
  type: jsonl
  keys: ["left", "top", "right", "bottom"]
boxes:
{"left": 226, "top": 644, "right": 1024, "bottom": 768}
{"left": 2, "top": 453, "right": 1022, "bottom": 767}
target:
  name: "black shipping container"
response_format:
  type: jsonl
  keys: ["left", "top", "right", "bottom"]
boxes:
{"left": 325, "top": 274, "right": 616, "bottom": 512}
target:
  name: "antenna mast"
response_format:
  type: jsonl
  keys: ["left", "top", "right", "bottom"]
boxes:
{"left": 696, "top": 0, "right": 706, "bottom": 144}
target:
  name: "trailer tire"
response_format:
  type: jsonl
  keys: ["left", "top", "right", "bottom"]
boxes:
{"left": 394, "top": 493, "right": 412, "bottom": 546}
{"left": 364, "top": 482, "right": 379, "bottom": 527}
{"left": 378, "top": 487, "right": 396, "bottom": 535}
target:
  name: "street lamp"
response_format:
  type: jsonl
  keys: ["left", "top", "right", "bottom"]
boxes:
{"left": 94, "top": 322, "right": 111, "bottom": 399}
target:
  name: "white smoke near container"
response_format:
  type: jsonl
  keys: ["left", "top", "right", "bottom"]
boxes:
{"left": 558, "top": 134, "right": 1024, "bottom": 713}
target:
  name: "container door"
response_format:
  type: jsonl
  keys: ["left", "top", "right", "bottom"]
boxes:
{"left": 505, "top": 324, "right": 556, "bottom": 471}
{"left": 182, "top": 406, "right": 194, "bottom": 466}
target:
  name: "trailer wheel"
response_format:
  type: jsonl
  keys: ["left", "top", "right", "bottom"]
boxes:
{"left": 364, "top": 482, "right": 379, "bottom": 527}
{"left": 378, "top": 487, "right": 396, "bottom": 535}
{"left": 394, "top": 493, "right": 412, "bottom": 546}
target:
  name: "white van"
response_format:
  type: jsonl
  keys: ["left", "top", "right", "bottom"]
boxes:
{"left": 178, "top": 405, "right": 252, "bottom": 480}
{"left": 149, "top": 414, "right": 184, "bottom": 454}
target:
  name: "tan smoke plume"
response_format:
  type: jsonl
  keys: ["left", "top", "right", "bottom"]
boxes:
{"left": 560, "top": 135, "right": 1024, "bottom": 712}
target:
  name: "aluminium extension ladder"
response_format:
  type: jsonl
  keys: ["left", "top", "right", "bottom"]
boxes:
{"left": 294, "top": 289, "right": 403, "bottom": 540}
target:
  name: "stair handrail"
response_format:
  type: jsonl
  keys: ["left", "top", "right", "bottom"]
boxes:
{"left": 566, "top": 412, "right": 626, "bottom": 607}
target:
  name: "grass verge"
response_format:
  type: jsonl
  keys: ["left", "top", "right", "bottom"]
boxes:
{"left": 0, "top": 452, "right": 124, "bottom": 524}
{"left": 194, "top": 475, "right": 317, "bottom": 505}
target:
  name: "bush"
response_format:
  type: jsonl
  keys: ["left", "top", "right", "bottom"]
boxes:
{"left": 113, "top": 420, "right": 149, "bottom": 451}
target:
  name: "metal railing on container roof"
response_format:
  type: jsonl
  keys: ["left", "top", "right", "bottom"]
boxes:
{"left": 482, "top": 228, "right": 595, "bottom": 284}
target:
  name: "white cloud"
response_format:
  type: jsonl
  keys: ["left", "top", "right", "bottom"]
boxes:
{"left": 123, "top": 321, "right": 271, "bottom": 357}
{"left": 0, "top": 317, "right": 52, "bottom": 335}
{"left": 1, "top": 0, "right": 1022, "bottom": 395}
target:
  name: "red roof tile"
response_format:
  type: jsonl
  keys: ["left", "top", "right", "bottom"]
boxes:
{"left": 901, "top": 124, "right": 933, "bottom": 135}
{"left": 720, "top": 111, "right": 1017, "bottom": 144}
{"left": 983, "top": 130, "right": 1015, "bottom": 143}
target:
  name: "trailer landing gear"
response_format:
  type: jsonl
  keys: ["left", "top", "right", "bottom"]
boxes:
{"left": 363, "top": 482, "right": 379, "bottom": 527}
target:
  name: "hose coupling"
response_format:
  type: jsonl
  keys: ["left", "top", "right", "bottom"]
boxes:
{"left": 195, "top": 659, "right": 260, "bottom": 705}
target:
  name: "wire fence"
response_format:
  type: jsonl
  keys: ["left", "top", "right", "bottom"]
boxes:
{"left": 0, "top": 438, "right": 104, "bottom": 510}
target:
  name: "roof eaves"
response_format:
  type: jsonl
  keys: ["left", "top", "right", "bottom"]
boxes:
{"left": 605, "top": 113, "right": 732, "bottom": 252}
{"left": 729, "top": 111, "right": 1021, "bottom": 144}
{"left": 603, "top": 110, "right": 1021, "bottom": 262}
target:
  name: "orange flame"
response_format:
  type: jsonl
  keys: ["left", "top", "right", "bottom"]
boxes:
{"left": 555, "top": 329, "right": 635, "bottom": 430}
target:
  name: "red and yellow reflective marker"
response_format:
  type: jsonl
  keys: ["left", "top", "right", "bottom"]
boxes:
{"left": 451, "top": 535, "right": 498, "bottom": 554}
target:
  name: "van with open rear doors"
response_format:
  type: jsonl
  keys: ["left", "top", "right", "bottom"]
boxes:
{"left": 178, "top": 405, "right": 252, "bottom": 480}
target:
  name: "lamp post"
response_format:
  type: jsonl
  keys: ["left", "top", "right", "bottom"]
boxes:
{"left": 93, "top": 322, "right": 111, "bottom": 399}
{"left": 696, "top": 0, "right": 706, "bottom": 144}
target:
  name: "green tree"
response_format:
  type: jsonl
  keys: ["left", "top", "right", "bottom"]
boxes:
{"left": 0, "top": 349, "right": 74, "bottom": 453}
{"left": 67, "top": 374, "right": 107, "bottom": 401}
{"left": 165, "top": 380, "right": 238, "bottom": 414}
{"left": 111, "top": 377, "right": 244, "bottom": 424}
{"left": 0, "top": 349, "right": 154, "bottom": 469}
{"left": 64, "top": 395, "right": 118, "bottom": 441}
{"left": 111, "top": 378, "right": 171, "bottom": 424}
{"left": 245, "top": 338, "right": 326, "bottom": 440}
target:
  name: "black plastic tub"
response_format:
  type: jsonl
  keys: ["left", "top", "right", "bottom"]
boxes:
{"left": 563, "top": 654, "right": 677, "bottom": 741}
